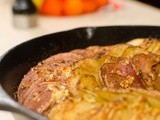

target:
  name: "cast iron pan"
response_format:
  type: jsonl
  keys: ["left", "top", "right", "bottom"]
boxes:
{"left": 0, "top": 26, "right": 160, "bottom": 120}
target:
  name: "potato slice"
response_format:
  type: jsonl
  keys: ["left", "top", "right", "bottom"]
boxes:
{"left": 67, "top": 58, "right": 105, "bottom": 95}
{"left": 48, "top": 89, "right": 160, "bottom": 120}
{"left": 128, "top": 38, "right": 160, "bottom": 55}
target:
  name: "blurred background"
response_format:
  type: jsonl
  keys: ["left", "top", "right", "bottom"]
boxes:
{"left": 1, "top": 0, "right": 160, "bottom": 120}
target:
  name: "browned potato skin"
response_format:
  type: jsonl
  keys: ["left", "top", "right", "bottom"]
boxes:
{"left": 17, "top": 53, "right": 83, "bottom": 114}
{"left": 100, "top": 58, "right": 144, "bottom": 89}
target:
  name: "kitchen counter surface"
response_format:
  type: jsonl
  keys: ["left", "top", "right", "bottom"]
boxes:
{"left": 0, "top": 0, "right": 160, "bottom": 119}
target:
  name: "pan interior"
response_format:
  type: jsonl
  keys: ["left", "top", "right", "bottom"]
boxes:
{"left": 0, "top": 26, "right": 160, "bottom": 99}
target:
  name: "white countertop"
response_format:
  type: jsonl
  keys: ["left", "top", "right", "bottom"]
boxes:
{"left": 0, "top": 0, "right": 160, "bottom": 119}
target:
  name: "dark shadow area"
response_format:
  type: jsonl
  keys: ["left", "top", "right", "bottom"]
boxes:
{"left": 138, "top": 0, "right": 160, "bottom": 8}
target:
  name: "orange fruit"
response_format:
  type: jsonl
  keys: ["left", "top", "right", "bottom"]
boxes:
{"left": 64, "top": 0, "right": 83, "bottom": 15}
{"left": 83, "top": 0, "right": 98, "bottom": 13}
{"left": 40, "top": 0, "right": 63, "bottom": 16}
{"left": 96, "top": 0, "right": 109, "bottom": 7}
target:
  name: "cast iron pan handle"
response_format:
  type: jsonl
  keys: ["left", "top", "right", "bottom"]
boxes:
{"left": 0, "top": 85, "right": 47, "bottom": 120}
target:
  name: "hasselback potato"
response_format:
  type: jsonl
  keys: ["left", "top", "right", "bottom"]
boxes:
{"left": 17, "top": 38, "right": 160, "bottom": 119}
